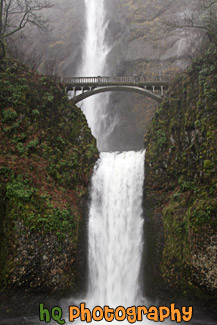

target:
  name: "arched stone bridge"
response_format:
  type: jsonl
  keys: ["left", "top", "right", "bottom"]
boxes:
{"left": 50, "top": 76, "right": 170, "bottom": 103}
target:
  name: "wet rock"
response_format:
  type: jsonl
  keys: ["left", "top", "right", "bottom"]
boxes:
{"left": 144, "top": 47, "right": 217, "bottom": 307}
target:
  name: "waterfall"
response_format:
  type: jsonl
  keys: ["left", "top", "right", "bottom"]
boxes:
{"left": 87, "top": 151, "right": 145, "bottom": 309}
{"left": 77, "top": 0, "right": 147, "bottom": 317}
{"left": 79, "top": 0, "right": 111, "bottom": 150}
{"left": 71, "top": 1, "right": 156, "bottom": 324}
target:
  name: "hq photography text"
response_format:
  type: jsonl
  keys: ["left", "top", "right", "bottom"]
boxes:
{"left": 39, "top": 302, "right": 193, "bottom": 324}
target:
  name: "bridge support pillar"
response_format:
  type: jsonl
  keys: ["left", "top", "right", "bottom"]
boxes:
{"left": 161, "top": 86, "right": 164, "bottom": 97}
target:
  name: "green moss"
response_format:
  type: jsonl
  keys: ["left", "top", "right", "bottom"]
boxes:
{"left": 32, "top": 109, "right": 40, "bottom": 117}
{"left": 203, "top": 159, "right": 214, "bottom": 170}
{"left": 0, "top": 58, "right": 98, "bottom": 292}
{"left": 156, "top": 129, "right": 167, "bottom": 149}
{"left": 145, "top": 45, "right": 217, "bottom": 304}
{"left": 2, "top": 109, "right": 17, "bottom": 122}
{"left": 6, "top": 178, "right": 34, "bottom": 202}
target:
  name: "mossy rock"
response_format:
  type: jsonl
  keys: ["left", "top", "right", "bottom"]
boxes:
{"left": 144, "top": 45, "right": 217, "bottom": 307}
{"left": 0, "top": 58, "right": 98, "bottom": 298}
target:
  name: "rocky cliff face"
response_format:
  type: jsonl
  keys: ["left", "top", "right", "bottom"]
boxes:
{"left": 102, "top": 0, "right": 210, "bottom": 151}
{"left": 144, "top": 45, "right": 217, "bottom": 308}
{"left": 106, "top": 0, "right": 206, "bottom": 71}
{"left": 0, "top": 58, "right": 98, "bottom": 315}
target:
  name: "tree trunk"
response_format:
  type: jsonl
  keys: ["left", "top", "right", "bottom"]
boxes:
{"left": 0, "top": 0, "right": 6, "bottom": 59}
{"left": 0, "top": 38, "right": 5, "bottom": 59}
{"left": 0, "top": 0, "right": 3, "bottom": 36}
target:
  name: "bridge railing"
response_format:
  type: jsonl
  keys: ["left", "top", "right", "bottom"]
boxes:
{"left": 64, "top": 76, "right": 169, "bottom": 85}
{"left": 48, "top": 75, "right": 170, "bottom": 85}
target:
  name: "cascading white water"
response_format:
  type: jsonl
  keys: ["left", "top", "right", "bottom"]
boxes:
{"left": 87, "top": 151, "right": 145, "bottom": 309}
{"left": 82, "top": 151, "right": 172, "bottom": 324}
{"left": 72, "top": 1, "right": 164, "bottom": 324}
{"left": 77, "top": 0, "right": 148, "bottom": 318}
{"left": 79, "top": 0, "right": 111, "bottom": 150}
{"left": 81, "top": 0, "right": 108, "bottom": 77}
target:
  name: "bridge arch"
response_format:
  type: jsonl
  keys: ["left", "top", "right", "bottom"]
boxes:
{"left": 70, "top": 85, "right": 163, "bottom": 104}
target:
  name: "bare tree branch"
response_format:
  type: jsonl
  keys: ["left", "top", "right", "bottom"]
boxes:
{"left": 0, "top": 0, "right": 53, "bottom": 57}
{"left": 1, "top": 0, "right": 53, "bottom": 38}
{"left": 203, "top": 0, "right": 217, "bottom": 9}
{"left": 164, "top": 1, "right": 217, "bottom": 44}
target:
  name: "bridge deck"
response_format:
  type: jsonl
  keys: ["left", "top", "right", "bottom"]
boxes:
{"left": 49, "top": 76, "right": 169, "bottom": 86}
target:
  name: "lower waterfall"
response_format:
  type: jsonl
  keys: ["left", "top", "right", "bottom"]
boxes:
{"left": 87, "top": 151, "right": 145, "bottom": 308}
{"left": 67, "top": 149, "right": 167, "bottom": 324}
{"left": 67, "top": 150, "right": 172, "bottom": 324}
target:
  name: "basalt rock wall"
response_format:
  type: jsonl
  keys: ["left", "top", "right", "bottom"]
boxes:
{"left": 0, "top": 58, "right": 98, "bottom": 316}
{"left": 144, "top": 46, "right": 217, "bottom": 309}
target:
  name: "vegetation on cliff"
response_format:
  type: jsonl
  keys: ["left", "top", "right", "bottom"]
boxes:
{"left": 0, "top": 58, "right": 98, "bottom": 300}
{"left": 144, "top": 45, "right": 217, "bottom": 307}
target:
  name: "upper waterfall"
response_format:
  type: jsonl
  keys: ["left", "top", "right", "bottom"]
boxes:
{"left": 81, "top": 0, "right": 108, "bottom": 76}
{"left": 79, "top": 0, "right": 111, "bottom": 150}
